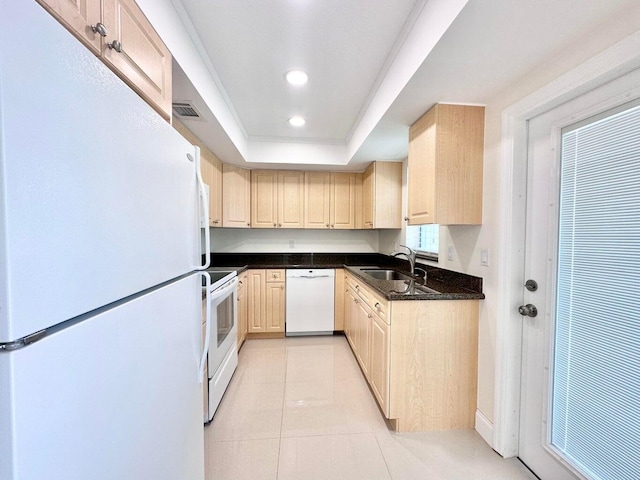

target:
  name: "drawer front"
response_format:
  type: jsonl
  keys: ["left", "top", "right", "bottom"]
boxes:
{"left": 266, "top": 269, "right": 285, "bottom": 282}
{"left": 345, "top": 272, "right": 389, "bottom": 324}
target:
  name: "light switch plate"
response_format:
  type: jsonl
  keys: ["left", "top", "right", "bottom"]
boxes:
{"left": 289, "top": 239, "right": 295, "bottom": 248}
{"left": 447, "top": 245, "right": 454, "bottom": 261}
{"left": 481, "top": 248, "right": 490, "bottom": 267}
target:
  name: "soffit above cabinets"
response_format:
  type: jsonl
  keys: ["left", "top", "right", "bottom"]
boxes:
{"left": 167, "top": 0, "right": 640, "bottom": 169}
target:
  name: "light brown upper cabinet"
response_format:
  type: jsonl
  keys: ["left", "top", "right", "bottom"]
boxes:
{"left": 361, "top": 162, "right": 403, "bottom": 229}
{"left": 330, "top": 173, "right": 357, "bottom": 229}
{"left": 251, "top": 170, "right": 305, "bottom": 228}
{"left": 172, "top": 120, "right": 223, "bottom": 227}
{"left": 304, "top": 172, "right": 331, "bottom": 229}
{"left": 222, "top": 164, "right": 251, "bottom": 228}
{"left": 37, "top": 0, "right": 172, "bottom": 120}
{"left": 304, "top": 172, "right": 358, "bottom": 229}
{"left": 408, "top": 104, "right": 485, "bottom": 225}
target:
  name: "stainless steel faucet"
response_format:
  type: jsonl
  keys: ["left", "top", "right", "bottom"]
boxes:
{"left": 392, "top": 245, "right": 416, "bottom": 275}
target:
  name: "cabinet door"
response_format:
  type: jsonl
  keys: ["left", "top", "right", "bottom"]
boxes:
{"left": 237, "top": 280, "right": 247, "bottom": 348}
{"left": 278, "top": 171, "right": 305, "bottom": 228}
{"left": 334, "top": 269, "right": 345, "bottom": 331}
{"left": 222, "top": 164, "right": 251, "bottom": 227}
{"left": 330, "top": 173, "right": 356, "bottom": 229}
{"left": 372, "top": 162, "right": 402, "bottom": 229}
{"left": 344, "top": 287, "right": 357, "bottom": 349}
{"left": 362, "top": 164, "right": 374, "bottom": 228}
{"left": 102, "top": 0, "right": 172, "bottom": 119}
{"left": 265, "top": 282, "right": 285, "bottom": 333}
{"left": 369, "top": 314, "right": 389, "bottom": 415}
{"left": 356, "top": 300, "right": 371, "bottom": 378}
{"left": 304, "top": 172, "right": 331, "bottom": 229}
{"left": 36, "top": 0, "right": 102, "bottom": 54}
{"left": 251, "top": 170, "right": 278, "bottom": 228}
{"left": 209, "top": 156, "right": 223, "bottom": 227}
{"left": 408, "top": 107, "right": 437, "bottom": 225}
{"left": 247, "top": 270, "right": 266, "bottom": 333}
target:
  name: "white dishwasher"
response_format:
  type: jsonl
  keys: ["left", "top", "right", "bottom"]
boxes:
{"left": 285, "top": 269, "right": 335, "bottom": 336}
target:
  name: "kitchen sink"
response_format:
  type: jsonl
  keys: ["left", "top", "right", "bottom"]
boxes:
{"left": 360, "top": 269, "right": 414, "bottom": 281}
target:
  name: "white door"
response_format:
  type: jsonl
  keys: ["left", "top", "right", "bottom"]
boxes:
{"left": 519, "top": 68, "right": 640, "bottom": 480}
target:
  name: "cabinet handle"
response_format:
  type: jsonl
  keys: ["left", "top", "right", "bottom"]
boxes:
{"left": 281, "top": 285, "right": 284, "bottom": 290}
{"left": 354, "top": 299, "right": 359, "bottom": 304}
{"left": 278, "top": 223, "right": 282, "bottom": 227}
{"left": 375, "top": 302, "right": 381, "bottom": 309}
{"left": 108, "top": 40, "right": 122, "bottom": 53}
{"left": 368, "top": 314, "right": 372, "bottom": 318}
{"left": 326, "top": 224, "right": 330, "bottom": 228}
{"left": 273, "top": 223, "right": 276, "bottom": 227}
{"left": 239, "top": 281, "right": 243, "bottom": 285}
{"left": 90, "top": 23, "right": 108, "bottom": 37}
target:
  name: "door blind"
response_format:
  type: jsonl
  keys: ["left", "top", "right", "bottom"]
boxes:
{"left": 552, "top": 103, "right": 640, "bottom": 479}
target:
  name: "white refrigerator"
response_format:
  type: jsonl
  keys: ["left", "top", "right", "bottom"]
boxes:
{"left": 0, "top": 2, "right": 208, "bottom": 479}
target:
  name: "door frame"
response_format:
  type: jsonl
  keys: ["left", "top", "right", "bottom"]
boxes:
{"left": 493, "top": 29, "right": 640, "bottom": 458}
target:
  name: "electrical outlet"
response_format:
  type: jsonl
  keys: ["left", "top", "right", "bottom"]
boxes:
{"left": 481, "top": 248, "right": 490, "bottom": 267}
{"left": 447, "top": 245, "right": 454, "bottom": 261}
{"left": 289, "top": 239, "right": 295, "bottom": 248}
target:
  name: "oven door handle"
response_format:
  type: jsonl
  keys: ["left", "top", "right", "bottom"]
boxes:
{"left": 208, "top": 277, "right": 239, "bottom": 303}
{"left": 198, "top": 271, "right": 212, "bottom": 384}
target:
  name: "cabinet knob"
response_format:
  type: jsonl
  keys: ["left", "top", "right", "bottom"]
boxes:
{"left": 273, "top": 223, "right": 277, "bottom": 227}
{"left": 375, "top": 302, "right": 381, "bottom": 309}
{"left": 278, "top": 223, "right": 282, "bottom": 227}
{"left": 108, "top": 40, "right": 122, "bottom": 53}
{"left": 326, "top": 224, "right": 330, "bottom": 228}
{"left": 354, "top": 299, "right": 359, "bottom": 304}
{"left": 281, "top": 285, "right": 284, "bottom": 290}
{"left": 368, "top": 314, "right": 372, "bottom": 318}
{"left": 404, "top": 217, "right": 409, "bottom": 222}
{"left": 90, "top": 23, "right": 108, "bottom": 37}
{"left": 247, "top": 223, "right": 250, "bottom": 226}
{"left": 331, "top": 224, "right": 334, "bottom": 228}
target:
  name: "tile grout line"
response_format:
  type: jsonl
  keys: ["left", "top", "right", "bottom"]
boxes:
{"left": 275, "top": 339, "right": 288, "bottom": 480}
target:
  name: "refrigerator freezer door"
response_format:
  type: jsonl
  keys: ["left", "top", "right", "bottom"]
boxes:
{"left": 0, "top": 274, "right": 204, "bottom": 480}
{"left": 0, "top": 1, "right": 200, "bottom": 342}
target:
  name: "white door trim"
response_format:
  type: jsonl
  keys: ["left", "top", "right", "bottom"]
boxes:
{"left": 492, "top": 28, "right": 640, "bottom": 458}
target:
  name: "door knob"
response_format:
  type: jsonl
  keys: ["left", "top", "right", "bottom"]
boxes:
{"left": 90, "top": 23, "right": 108, "bottom": 37}
{"left": 108, "top": 40, "right": 122, "bottom": 53}
{"left": 518, "top": 304, "right": 538, "bottom": 317}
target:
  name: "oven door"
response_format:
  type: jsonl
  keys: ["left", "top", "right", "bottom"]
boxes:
{"left": 207, "top": 277, "right": 238, "bottom": 378}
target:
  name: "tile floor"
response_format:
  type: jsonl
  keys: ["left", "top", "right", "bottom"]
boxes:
{"left": 204, "top": 335, "right": 537, "bottom": 480}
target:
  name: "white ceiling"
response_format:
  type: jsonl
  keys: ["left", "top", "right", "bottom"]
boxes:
{"left": 171, "top": 0, "right": 640, "bottom": 170}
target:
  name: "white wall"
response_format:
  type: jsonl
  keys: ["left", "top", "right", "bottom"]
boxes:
{"left": 210, "top": 228, "right": 379, "bottom": 253}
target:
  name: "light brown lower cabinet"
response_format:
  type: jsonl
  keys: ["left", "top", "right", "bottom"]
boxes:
{"left": 237, "top": 272, "right": 248, "bottom": 349}
{"left": 344, "top": 272, "right": 479, "bottom": 432}
{"left": 247, "top": 269, "right": 285, "bottom": 335}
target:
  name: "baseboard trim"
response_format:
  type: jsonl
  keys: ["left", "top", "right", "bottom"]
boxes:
{"left": 475, "top": 409, "right": 494, "bottom": 447}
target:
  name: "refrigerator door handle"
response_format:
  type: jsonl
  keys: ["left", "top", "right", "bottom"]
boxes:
{"left": 193, "top": 146, "right": 211, "bottom": 270}
{"left": 198, "top": 272, "right": 211, "bottom": 383}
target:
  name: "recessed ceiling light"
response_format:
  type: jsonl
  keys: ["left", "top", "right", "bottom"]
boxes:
{"left": 288, "top": 116, "right": 306, "bottom": 127}
{"left": 285, "top": 70, "right": 309, "bottom": 86}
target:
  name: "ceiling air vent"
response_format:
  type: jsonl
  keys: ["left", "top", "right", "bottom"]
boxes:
{"left": 172, "top": 101, "right": 203, "bottom": 120}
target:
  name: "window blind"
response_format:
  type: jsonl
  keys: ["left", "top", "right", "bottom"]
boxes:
{"left": 552, "top": 103, "right": 640, "bottom": 479}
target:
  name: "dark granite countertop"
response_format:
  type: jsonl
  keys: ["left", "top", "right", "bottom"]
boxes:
{"left": 344, "top": 266, "right": 484, "bottom": 301}
{"left": 205, "top": 252, "right": 484, "bottom": 301}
